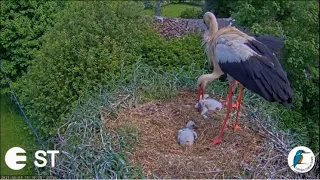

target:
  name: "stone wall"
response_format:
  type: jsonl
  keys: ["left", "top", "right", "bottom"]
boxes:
{"left": 153, "top": 16, "right": 234, "bottom": 39}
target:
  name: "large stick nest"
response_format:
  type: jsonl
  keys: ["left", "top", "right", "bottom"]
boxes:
{"left": 103, "top": 91, "right": 318, "bottom": 179}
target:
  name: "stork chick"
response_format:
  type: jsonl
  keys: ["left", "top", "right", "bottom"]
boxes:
{"left": 177, "top": 120, "right": 198, "bottom": 146}
{"left": 195, "top": 94, "right": 222, "bottom": 119}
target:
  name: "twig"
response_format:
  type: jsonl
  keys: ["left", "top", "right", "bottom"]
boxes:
{"left": 187, "top": 170, "right": 224, "bottom": 174}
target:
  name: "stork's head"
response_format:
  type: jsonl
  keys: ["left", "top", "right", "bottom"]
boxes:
{"left": 197, "top": 74, "right": 209, "bottom": 100}
{"left": 186, "top": 120, "right": 196, "bottom": 129}
{"left": 197, "top": 75, "right": 208, "bottom": 89}
{"left": 203, "top": 12, "right": 218, "bottom": 43}
{"left": 203, "top": 12, "right": 216, "bottom": 29}
{"left": 197, "top": 73, "right": 222, "bottom": 101}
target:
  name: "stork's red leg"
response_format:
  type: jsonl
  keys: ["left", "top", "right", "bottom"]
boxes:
{"left": 222, "top": 81, "right": 239, "bottom": 108}
{"left": 233, "top": 85, "right": 243, "bottom": 131}
{"left": 212, "top": 82, "right": 234, "bottom": 145}
{"left": 221, "top": 84, "right": 233, "bottom": 106}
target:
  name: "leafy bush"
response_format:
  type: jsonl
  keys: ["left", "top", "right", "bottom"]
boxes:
{"left": 17, "top": 1, "right": 148, "bottom": 136}
{"left": 138, "top": 34, "right": 205, "bottom": 72}
{"left": 180, "top": 7, "right": 203, "bottom": 18}
{"left": 0, "top": 1, "right": 65, "bottom": 85}
{"left": 143, "top": 0, "right": 154, "bottom": 9}
{"left": 232, "top": 0, "right": 319, "bottom": 151}
{"left": 17, "top": 1, "right": 205, "bottom": 137}
{"left": 204, "top": 0, "right": 239, "bottom": 17}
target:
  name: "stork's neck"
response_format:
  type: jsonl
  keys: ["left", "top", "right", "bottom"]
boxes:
{"left": 197, "top": 71, "right": 223, "bottom": 87}
{"left": 210, "top": 15, "right": 219, "bottom": 35}
{"left": 200, "top": 74, "right": 217, "bottom": 83}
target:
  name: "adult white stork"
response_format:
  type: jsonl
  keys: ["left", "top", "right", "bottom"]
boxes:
{"left": 197, "top": 12, "right": 293, "bottom": 145}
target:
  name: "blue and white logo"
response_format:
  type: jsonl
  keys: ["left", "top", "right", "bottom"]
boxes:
{"left": 288, "top": 146, "right": 315, "bottom": 173}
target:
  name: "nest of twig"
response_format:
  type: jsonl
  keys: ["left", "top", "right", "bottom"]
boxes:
{"left": 103, "top": 91, "right": 319, "bottom": 179}
{"left": 104, "top": 91, "right": 266, "bottom": 178}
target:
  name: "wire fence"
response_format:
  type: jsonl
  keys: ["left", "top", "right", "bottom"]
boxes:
{"left": 2, "top": 71, "right": 46, "bottom": 151}
{"left": 2, "top": 70, "right": 50, "bottom": 176}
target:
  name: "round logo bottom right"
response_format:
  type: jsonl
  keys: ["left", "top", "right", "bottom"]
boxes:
{"left": 288, "top": 146, "right": 315, "bottom": 173}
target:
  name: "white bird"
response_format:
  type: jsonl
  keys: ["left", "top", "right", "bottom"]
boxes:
{"left": 195, "top": 94, "right": 222, "bottom": 119}
{"left": 177, "top": 120, "right": 198, "bottom": 146}
{"left": 197, "top": 12, "right": 293, "bottom": 145}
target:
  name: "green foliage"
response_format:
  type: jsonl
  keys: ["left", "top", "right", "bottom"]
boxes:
{"left": 116, "top": 123, "right": 139, "bottom": 151}
{"left": 141, "top": 2, "right": 203, "bottom": 17}
{"left": 143, "top": 0, "right": 154, "bottom": 9}
{"left": 205, "top": 0, "right": 239, "bottom": 17}
{"left": 0, "top": 94, "right": 37, "bottom": 175}
{"left": 17, "top": 1, "right": 205, "bottom": 138}
{"left": 232, "top": 0, "right": 319, "bottom": 151}
{"left": 0, "top": 1, "right": 65, "bottom": 83}
{"left": 49, "top": 88, "right": 145, "bottom": 178}
{"left": 161, "top": 3, "right": 202, "bottom": 17}
{"left": 17, "top": 1, "right": 147, "bottom": 136}
{"left": 3, "top": 0, "right": 316, "bottom": 177}
{"left": 139, "top": 34, "right": 205, "bottom": 72}
{"left": 180, "top": 7, "right": 203, "bottom": 18}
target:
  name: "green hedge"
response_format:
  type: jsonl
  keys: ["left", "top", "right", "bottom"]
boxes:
{"left": 0, "top": 1, "right": 65, "bottom": 85}
{"left": 16, "top": 1, "right": 205, "bottom": 137}
{"left": 139, "top": 33, "right": 204, "bottom": 71}
{"left": 180, "top": 7, "right": 203, "bottom": 18}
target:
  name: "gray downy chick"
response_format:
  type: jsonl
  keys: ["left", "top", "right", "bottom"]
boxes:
{"left": 195, "top": 94, "right": 222, "bottom": 119}
{"left": 177, "top": 120, "right": 198, "bottom": 146}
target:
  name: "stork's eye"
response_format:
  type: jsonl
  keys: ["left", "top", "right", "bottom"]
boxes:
{"left": 203, "top": 20, "right": 208, "bottom": 28}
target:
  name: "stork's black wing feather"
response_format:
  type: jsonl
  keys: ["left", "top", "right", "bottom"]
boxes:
{"left": 253, "top": 35, "right": 284, "bottom": 56}
{"left": 218, "top": 39, "right": 293, "bottom": 107}
{"left": 235, "top": 26, "right": 284, "bottom": 58}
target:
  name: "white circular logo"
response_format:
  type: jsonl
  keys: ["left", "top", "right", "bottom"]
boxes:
{"left": 5, "top": 147, "right": 27, "bottom": 170}
{"left": 287, "top": 146, "right": 315, "bottom": 173}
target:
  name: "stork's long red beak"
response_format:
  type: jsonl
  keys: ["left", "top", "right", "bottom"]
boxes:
{"left": 197, "top": 83, "right": 205, "bottom": 101}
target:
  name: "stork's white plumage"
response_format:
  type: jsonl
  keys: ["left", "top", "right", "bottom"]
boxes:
{"left": 197, "top": 12, "right": 293, "bottom": 145}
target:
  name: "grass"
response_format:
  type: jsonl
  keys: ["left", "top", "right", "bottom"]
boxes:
{"left": 0, "top": 94, "right": 37, "bottom": 176}
{"left": 116, "top": 123, "right": 140, "bottom": 152}
{"left": 142, "top": 3, "right": 202, "bottom": 17}
{"left": 47, "top": 62, "right": 204, "bottom": 178}
{"left": 142, "top": 9, "right": 153, "bottom": 16}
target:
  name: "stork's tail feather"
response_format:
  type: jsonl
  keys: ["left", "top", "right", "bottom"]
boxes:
{"left": 253, "top": 35, "right": 284, "bottom": 55}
